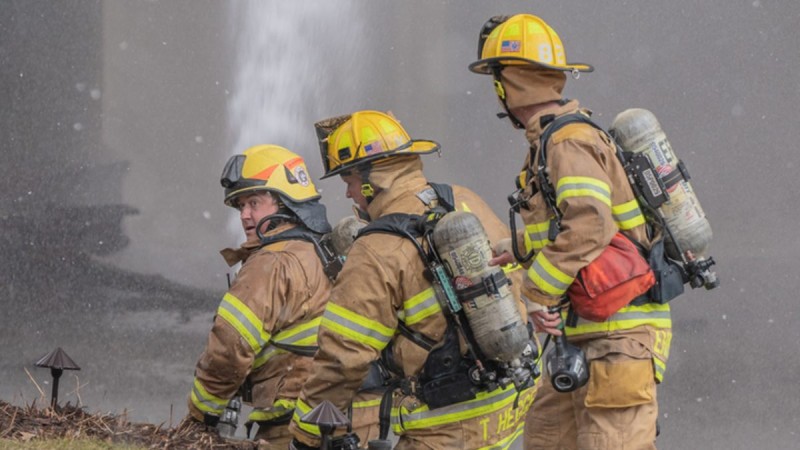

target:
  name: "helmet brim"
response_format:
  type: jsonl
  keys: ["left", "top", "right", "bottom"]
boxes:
{"left": 224, "top": 186, "right": 321, "bottom": 207}
{"left": 469, "top": 57, "right": 594, "bottom": 75}
{"left": 320, "top": 139, "right": 440, "bottom": 179}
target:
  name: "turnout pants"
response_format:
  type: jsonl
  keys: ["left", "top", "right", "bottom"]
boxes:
{"left": 525, "top": 334, "right": 659, "bottom": 450}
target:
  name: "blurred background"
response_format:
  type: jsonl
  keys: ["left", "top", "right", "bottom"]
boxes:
{"left": 1, "top": 1, "right": 798, "bottom": 448}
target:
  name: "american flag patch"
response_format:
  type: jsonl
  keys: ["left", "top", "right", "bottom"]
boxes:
{"left": 501, "top": 40, "right": 520, "bottom": 52}
{"left": 364, "top": 141, "right": 383, "bottom": 155}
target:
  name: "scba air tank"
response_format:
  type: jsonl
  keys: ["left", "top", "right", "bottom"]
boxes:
{"left": 432, "top": 211, "right": 529, "bottom": 362}
{"left": 610, "top": 108, "right": 713, "bottom": 260}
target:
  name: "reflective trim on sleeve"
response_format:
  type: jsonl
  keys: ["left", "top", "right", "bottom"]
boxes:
{"left": 248, "top": 398, "right": 295, "bottom": 423}
{"left": 253, "top": 344, "right": 284, "bottom": 369}
{"left": 528, "top": 253, "right": 574, "bottom": 296}
{"left": 252, "top": 316, "right": 322, "bottom": 368}
{"left": 459, "top": 202, "right": 472, "bottom": 212}
{"left": 321, "top": 302, "right": 395, "bottom": 351}
{"left": 555, "top": 176, "right": 611, "bottom": 207}
{"left": 190, "top": 378, "right": 228, "bottom": 415}
{"left": 612, "top": 199, "right": 646, "bottom": 230}
{"left": 217, "top": 292, "right": 271, "bottom": 353}
{"left": 273, "top": 316, "right": 321, "bottom": 347}
{"left": 524, "top": 221, "right": 551, "bottom": 252}
{"left": 403, "top": 287, "right": 441, "bottom": 326}
{"left": 292, "top": 398, "right": 322, "bottom": 437}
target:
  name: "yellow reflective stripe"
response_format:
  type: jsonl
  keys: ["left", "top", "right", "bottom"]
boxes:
{"left": 564, "top": 303, "right": 672, "bottom": 336}
{"left": 654, "top": 357, "right": 666, "bottom": 383}
{"left": 477, "top": 420, "right": 525, "bottom": 450}
{"left": 292, "top": 398, "right": 321, "bottom": 437}
{"left": 501, "top": 263, "right": 522, "bottom": 275}
{"left": 217, "top": 292, "right": 271, "bottom": 353}
{"left": 391, "top": 384, "right": 531, "bottom": 433}
{"left": 524, "top": 221, "right": 551, "bottom": 251}
{"left": 556, "top": 176, "right": 611, "bottom": 207}
{"left": 612, "top": 199, "right": 646, "bottom": 230}
{"left": 273, "top": 316, "right": 321, "bottom": 347}
{"left": 252, "top": 315, "right": 321, "bottom": 369}
{"left": 190, "top": 378, "right": 227, "bottom": 414}
{"left": 529, "top": 253, "right": 573, "bottom": 296}
{"left": 248, "top": 398, "right": 296, "bottom": 422}
{"left": 403, "top": 287, "right": 441, "bottom": 325}
{"left": 460, "top": 202, "right": 472, "bottom": 212}
{"left": 352, "top": 397, "right": 382, "bottom": 409}
{"left": 321, "top": 302, "right": 395, "bottom": 351}
{"left": 253, "top": 345, "right": 284, "bottom": 369}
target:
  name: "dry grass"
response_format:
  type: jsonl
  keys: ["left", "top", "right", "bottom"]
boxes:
{"left": 0, "top": 400, "right": 255, "bottom": 450}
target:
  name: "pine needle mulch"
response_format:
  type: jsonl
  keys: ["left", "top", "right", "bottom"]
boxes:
{"left": 0, "top": 400, "right": 257, "bottom": 449}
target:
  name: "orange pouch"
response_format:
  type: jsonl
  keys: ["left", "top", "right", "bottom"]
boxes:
{"left": 567, "top": 232, "right": 656, "bottom": 322}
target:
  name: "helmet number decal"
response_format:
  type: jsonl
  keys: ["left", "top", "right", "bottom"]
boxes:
{"left": 538, "top": 43, "right": 554, "bottom": 64}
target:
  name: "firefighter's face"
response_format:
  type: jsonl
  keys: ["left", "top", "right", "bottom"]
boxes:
{"left": 340, "top": 172, "right": 369, "bottom": 212}
{"left": 233, "top": 191, "right": 279, "bottom": 240}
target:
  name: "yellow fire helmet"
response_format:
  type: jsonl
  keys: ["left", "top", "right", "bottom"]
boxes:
{"left": 314, "top": 110, "right": 440, "bottom": 179}
{"left": 220, "top": 144, "right": 320, "bottom": 207}
{"left": 469, "top": 14, "right": 593, "bottom": 75}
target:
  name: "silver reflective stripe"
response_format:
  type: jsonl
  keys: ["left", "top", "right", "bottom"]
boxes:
{"left": 556, "top": 181, "right": 610, "bottom": 200}
{"left": 322, "top": 307, "right": 393, "bottom": 348}
{"left": 191, "top": 379, "right": 226, "bottom": 413}
{"left": 391, "top": 386, "right": 517, "bottom": 426}
{"left": 530, "top": 261, "right": 571, "bottom": 292}
{"left": 219, "top": 299, "right": 267, "bottom": 351}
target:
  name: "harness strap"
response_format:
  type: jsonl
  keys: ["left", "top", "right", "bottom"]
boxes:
{"left": 455, "top": 270, "right": 510, "bottom": 303}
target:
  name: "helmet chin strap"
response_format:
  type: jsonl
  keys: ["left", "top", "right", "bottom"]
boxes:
{"left": 357, "top": 163, "right": 382, "bottom": 205}
{"left": 491, "top": 66, "right": 525, "bottom": 130}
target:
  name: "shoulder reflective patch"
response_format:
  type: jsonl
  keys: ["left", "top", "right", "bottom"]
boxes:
{"left": 459, "top": 202, "right": 472, "bottom": 212}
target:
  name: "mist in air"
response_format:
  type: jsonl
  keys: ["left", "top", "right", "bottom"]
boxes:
{"left": 1, "top": 1, "right": 798, "bottom": 449}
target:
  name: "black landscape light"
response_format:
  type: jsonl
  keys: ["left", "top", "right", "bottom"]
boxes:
{"left": 34, "top": 347, "right": 81, "bottom": 408}
{"left": 299, "top": 400, "right": 352, "bottom": 450}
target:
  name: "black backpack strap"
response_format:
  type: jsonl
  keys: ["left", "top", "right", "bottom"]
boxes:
{"left": 259, "top": 227, "right": 342, "bottom": 281}
{"left": 534, "top": 113, "right": 607, "bottom": 239}
{"left": 357, "top": 213, "right": 423, "bottom": 240}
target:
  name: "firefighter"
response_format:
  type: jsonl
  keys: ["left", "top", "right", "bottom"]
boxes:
{"left": 187, "top": 145, "right": 380, "bottom": 449}
{"left": 287, "top": 110, "right": 538, "bottom": 450}
{"left": 470, "top": 14, "right": 672, "bottom": 450}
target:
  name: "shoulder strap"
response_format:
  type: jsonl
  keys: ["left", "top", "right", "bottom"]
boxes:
{"left": 358, "top": 213, "right": 423, "bottom": 240}
{"left": 535, "top": 113, "right": 607, "bottom": 233}
{"left": 259, "top": 227, "right": 343, "bottom": 281}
